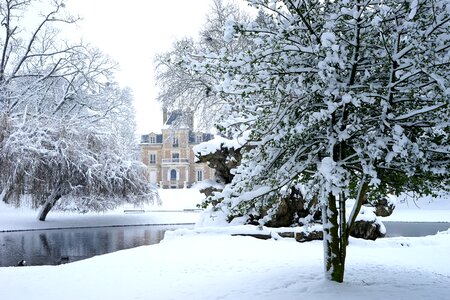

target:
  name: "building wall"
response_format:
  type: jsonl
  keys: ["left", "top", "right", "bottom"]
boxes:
{"left": 140, "top": 128, "right": 214, "bottom": 189}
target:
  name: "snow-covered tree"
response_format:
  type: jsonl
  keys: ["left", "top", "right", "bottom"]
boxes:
{"left": 194, "top": 0, "right": 450, "bottom": 282}
{"left": 0, "top": 116, "right": 156, "bottom": 221}
{"left": 154, "top": 0, "right": 252, "bottom": 129}
{"left": 0, "top": 0, "right": 157, "bottom": 220}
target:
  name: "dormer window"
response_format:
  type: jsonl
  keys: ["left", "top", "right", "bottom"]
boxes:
{"left": 149, "top": 136, "right": 156, "bottom": 144}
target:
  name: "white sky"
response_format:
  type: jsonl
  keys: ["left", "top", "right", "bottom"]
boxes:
{"left": 65, "top": 0, "right": 214, "bottom": 134}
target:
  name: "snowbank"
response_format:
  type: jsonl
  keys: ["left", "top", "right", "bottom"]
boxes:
{"left": 382, "top": 193, "right": 450, "bottom": 222}
{"left": 191, "top": 179, "right": 225, "bottom": 191}
{"left": 192, "top": 135, "right": 245, "bottom": 157}
{"left": 1, "top": 189, "right": 450, "bottom": 299}
{"left": 0, "top": 230, "right": 449, "bottom": 300}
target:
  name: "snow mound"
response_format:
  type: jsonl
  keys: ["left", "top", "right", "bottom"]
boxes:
{"left": 192, "top": 136, "right": 245, "bottom": 157}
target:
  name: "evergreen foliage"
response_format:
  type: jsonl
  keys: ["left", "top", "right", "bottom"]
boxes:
{"left": 191, "top": 0, "right": 450, "bottom": 282}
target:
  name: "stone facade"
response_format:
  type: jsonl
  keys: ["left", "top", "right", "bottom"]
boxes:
{"left": 140, "top": 110, "right": 214, "bottom": 189}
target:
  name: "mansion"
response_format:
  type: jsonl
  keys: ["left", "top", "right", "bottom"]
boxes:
{"left": 140, "top": 109, "right": 215, "bottom": 188}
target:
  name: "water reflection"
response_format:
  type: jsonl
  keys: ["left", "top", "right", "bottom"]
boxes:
{"left": 0, "top": 225, "right": 189, "bottom": 267}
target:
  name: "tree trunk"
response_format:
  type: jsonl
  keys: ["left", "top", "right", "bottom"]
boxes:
{"left": 322, "top": 179, "right": 369, "bottom": 283}
{"left": 346, "top": 180, "right": 369, "bottom": 237}
{"left": 0, "top": 182, "right": 13, "bottom": 203}
{"left": 38, "top": 192, "right": 62, "bottom": 221}
{"left": 323, "top": 192, "right": 346, "bottom": 283}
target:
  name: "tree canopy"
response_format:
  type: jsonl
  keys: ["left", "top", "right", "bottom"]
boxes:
{"left": 154, "top": 0, "right": 252, "bottom": 130}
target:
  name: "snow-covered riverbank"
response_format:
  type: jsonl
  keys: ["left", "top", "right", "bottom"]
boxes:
{"left": 382, "top": 193, "right": 450, "bottom": 222}
{"left": 1, "top": 189, "right": 449, "bottom": 232}
{"left": 1, "top": 228, "right": 449, "bottom": 300}
{"left": 0, "top": 189, "right": 449, "bottom": 300}
{"left": 0, "top": 189, "right": 203, "bottom": 232}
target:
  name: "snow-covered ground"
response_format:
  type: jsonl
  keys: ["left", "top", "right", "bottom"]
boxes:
{"left": 0, "top": 189, "right": 449, "bottom": 300}
{"left": 0, "top": 188, "right": 203, "bottom": 232}
{"left": 383, "top": 193, "right": 450, "bottom": 222}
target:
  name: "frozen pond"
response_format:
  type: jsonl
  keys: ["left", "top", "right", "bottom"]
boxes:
{"left": 0, "top": 224, "right": 192, "bottom": 267}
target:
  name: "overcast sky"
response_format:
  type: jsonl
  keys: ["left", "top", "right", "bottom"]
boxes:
{"left": 65, "top": 0, "right": 214, "bottom": 134}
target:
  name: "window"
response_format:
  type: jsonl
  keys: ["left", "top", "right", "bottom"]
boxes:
{"left": 170, "top": 169, "right": 177, "bottom": 181}
{"left": 172, "top": 136, "right": 179, "bottom": 147}
{"left": 196, "top": 169, "right": 203, "bottom": 182}
{"left": 149, "top": 153, "right": 156, "bottom": 164}
{"left": 149, "top": 136, "right": 156, "bottom": 144}
{"left": 172, "top": 152, "right": 180, "bottom": 163}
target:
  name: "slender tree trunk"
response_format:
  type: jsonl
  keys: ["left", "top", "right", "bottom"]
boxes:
{"left": 0, "top": 182, "right": 13, "bottom": 203}
{"left": 321, "top": 2, "right": 366, "bottom": 282}
{"left": 323, "top": 179, "right": 369, "bottom": 283}
{"left": 323, "top": 192, "right": 346, "bottom": 282}
{"left": 346, "top": 180, "right": 369, "bottom": 237}
{"left": 323, "top": 110, "right": 347, "bottom": 282}
{"left": 38, "top": 191, "right": 62, "bottom": 221}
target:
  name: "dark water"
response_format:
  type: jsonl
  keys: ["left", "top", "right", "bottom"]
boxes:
{"left": 0, "top": 224, "right": 191, "bottom": 267}
{"left": 384, "top": 221, "right": 450, "bottom": 237}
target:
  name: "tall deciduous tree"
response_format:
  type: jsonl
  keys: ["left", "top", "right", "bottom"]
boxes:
{"left": 0, "top": 0, "right": 157, "bottom": 220}
{"left": 154, "top": 0, "right": 252, "bottom": 129}
{"left": 193, "top": 0, "right": 450, "bottom": 282}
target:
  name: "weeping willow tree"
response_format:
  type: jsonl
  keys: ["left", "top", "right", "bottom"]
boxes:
{"left": 0, "top": 0, "right": 157, "bottom": 220}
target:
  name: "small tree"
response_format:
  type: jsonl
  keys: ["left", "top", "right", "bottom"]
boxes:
{"left": 192, "top": 0, "right": 450, "bottom": 282}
